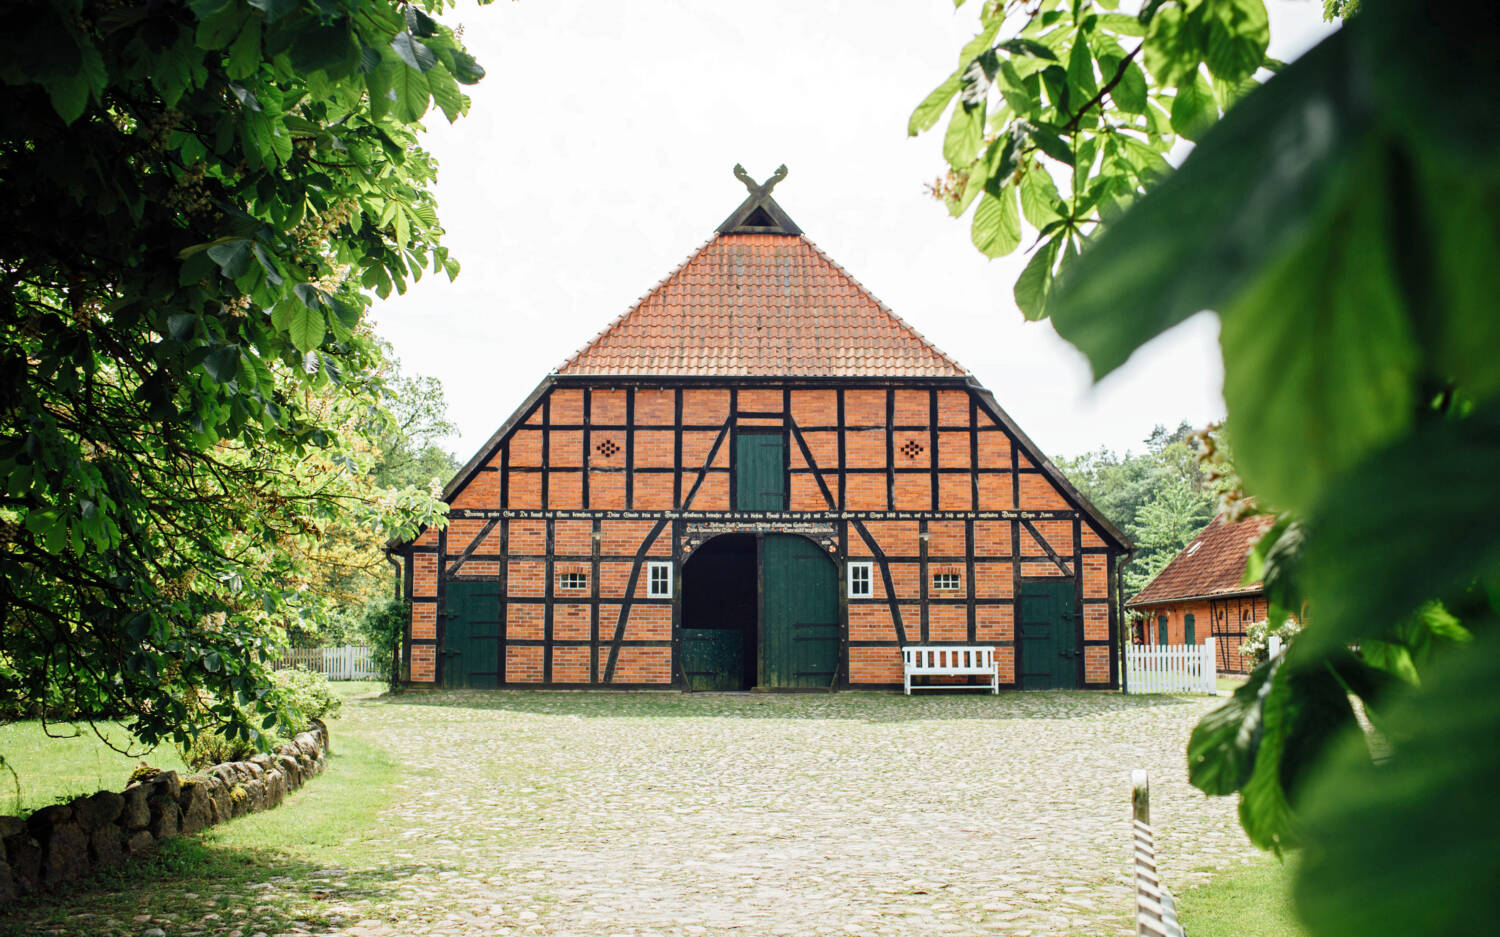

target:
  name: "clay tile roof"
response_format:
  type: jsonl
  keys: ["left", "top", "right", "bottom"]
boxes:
{"left": 556, "top": 233, "right": 967, "bottom": 378}
{"left": 1126, "top": 513, "right": 1278, "bottom": 607}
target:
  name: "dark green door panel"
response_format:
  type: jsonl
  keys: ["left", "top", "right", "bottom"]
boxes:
{"left": 760, "top": 534, "right": 838, "bottom": 688}
{"left": 682, "top": 629, "right": 744, "bottom": 690}
{"left": 1183, "top": 613, "right": 1196, "bottom": 646}
{"left": 1019, "top": 580, "right": 1078, "bottom": 690}
{"left": 1158, "top": 614, "right": 1169, "bottom": 645}
{"left": 735, "top": 432, "right": 786, "bottom": 510}
{"left": 443, "top": 580, "right": 500, "bottom": 688}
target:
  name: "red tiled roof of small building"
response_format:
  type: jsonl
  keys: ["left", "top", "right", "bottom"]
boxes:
{"left": 556, "top": 233, "right": 967, "bottom": 378}
{"left": 1126, "top": 513, "right": 1278, "bottom": 607}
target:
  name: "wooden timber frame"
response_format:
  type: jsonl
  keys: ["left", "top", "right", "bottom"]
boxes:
{"left": 390, "top": 374, "right": 1130, "bottom": 690}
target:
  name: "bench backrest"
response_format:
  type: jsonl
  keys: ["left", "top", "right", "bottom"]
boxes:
{"left": 902, "top": 645, "right": 995, "bottom": 672}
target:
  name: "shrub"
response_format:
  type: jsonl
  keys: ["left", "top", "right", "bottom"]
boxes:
{"left": 179, "top": 727, "right": 262, "bottom": 771}
{"left": 176, "top": 668, "right": 340, "bottom": 770}
{"left": 1240, "top": 617, "right": 1303, "bottom": 665}
{"left": 358, "top": 598, "right": 405, "bottom": 683}
{"left": 272, "top": 667, "right": 341, "bottom": 733}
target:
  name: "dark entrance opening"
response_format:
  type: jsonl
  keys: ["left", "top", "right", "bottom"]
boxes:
{"left": 681, "top": 534, "right": 758, "bottom": 689}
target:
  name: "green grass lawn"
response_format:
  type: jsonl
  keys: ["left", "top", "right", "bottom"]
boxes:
{"left": 0, "top": 721, "right": 190, "bottom": 816}
{"left": 1179, "top": 853, "right": 1308, "bottom": 937}
{"left": 0, "top": 683, "right": 404, "bottom": 936}
{"left": 1217, "top": 674, "right": 1250, "bottom": 693}
{"left": 0, "top": 681, "right": 387, "bottom": 817}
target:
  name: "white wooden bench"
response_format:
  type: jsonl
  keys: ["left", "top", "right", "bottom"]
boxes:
{"left": 902, "top": 645, "right": 998, "bottom": 695}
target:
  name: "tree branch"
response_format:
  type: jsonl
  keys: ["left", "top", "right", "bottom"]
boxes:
{"left": 1063, "top": 42, "right": 1144, "bottom": 134}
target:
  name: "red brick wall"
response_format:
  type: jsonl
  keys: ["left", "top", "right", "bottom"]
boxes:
{"left": 401, "top": 380, "right": 1123, "bottom": 689}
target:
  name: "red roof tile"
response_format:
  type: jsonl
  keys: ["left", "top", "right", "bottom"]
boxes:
{"left": 557, "top": 234, "right": 967, "bottom": 377}
{"left": 1125, "top": 513, "right": 1278, "bottom": 607}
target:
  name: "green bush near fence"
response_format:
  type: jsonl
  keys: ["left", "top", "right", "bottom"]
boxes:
{"left": 179, "top": 669, "right": 343, "bottom": 771}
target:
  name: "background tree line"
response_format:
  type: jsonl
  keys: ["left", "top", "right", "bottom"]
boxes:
{"left": 1056, "top": 420, "right": 1218, "bottom": 599}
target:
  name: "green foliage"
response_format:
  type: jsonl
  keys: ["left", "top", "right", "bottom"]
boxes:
{"left": 358, "top": 598, "right": 406, "bottom": 683}
{"left": 915, "top": 0, "right": 1274, "bottom": 316}
{"left": 178, "top": 667, "right": 339, "bottom": 770}
{"left": 270, "top": 667, "right": 341, "bottom": 730}
{"left": 0, "top": 0, "right": 477, "bottom": 749}
{"left": 282, "top": 345, "right": 459, "bottom": 648}
{"left": 370, "top": 341, "right": 460, "bottom": 490}
{"left": 1295, "top": 627, "right": 1500, "bottom": 937}
{"left": 180, "top": 723, "right": 262, "bottom": 771}
{"left": 1323, "top": 0, "right": 1360, "bottom": 20}
{"left": 1131, "top": 473, "right": 1216, "bottom": 593}
{"left": 1055, "top": 421, "right": 1216, "bottom": 595}
{"left": 927, "top": 0, "right": 1500, "bottom": 932}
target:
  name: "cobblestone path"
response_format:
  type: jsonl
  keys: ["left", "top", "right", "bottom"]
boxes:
{"left": 349, "top": 691, "right": 1251, "bottom": 937}
{"left": 18, "top": 691, "right": 1262, "bottom": 937}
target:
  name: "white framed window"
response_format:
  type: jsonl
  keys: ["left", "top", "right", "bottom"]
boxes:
{"left": 559, "top": 572, "right": 588, "bottom": 590}
{"left": 647, "top": 561, "right": 673, "bottom": 597}
{"left": 847, "top": 561, "right": 873, "bottom": 598}
{"left": 932, "top": 572, "right": 960, "bottom": 591}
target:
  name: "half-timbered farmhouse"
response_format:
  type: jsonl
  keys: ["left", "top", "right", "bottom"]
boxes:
{"left": 1124, "top": 513, "right": 1277, "bottom": 674}
{"left": 390, "top": 167, "right": 1131, "bottom": 691}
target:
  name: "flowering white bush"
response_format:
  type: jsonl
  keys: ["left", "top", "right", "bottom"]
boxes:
{"left": 1240, "top": 617, "right": 1303, "bottom": 664}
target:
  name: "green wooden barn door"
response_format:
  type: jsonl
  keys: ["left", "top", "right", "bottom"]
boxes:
{"left": 442, "top": 580, "right": 500, "bottom": 688}
{"left": 1018, "top": 580, "right": 1079, "bottom": 689}
{"left": 735, "top": 432, "right": 785, "bottom": 510}
{"left": 760, "top": 535, "right": 838, "bottom": 688}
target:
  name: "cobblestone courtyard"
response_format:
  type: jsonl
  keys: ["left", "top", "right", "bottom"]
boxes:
{"left": 14, "top": 690, "right": 1260, "bottom": 937}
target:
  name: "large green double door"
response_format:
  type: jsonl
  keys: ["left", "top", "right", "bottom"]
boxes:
{"left": 1018, "top": 579, "right": 1080, "bottom": 689}
{"left": 442, "top": 580, "right": 500, "bottom": 688}
{"left": 681, "top": 533, "right": 840, "bottom": 690}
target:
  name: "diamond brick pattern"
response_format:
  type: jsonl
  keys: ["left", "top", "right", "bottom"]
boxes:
{"left": 899, "top": 440, "right": 923, "bottom": 459}
{"left": 557, "top": 234, "right": 966, "bottom": 378}
{"left": 1126, "top": 514, "right": 1279, "bottom": 607}
{"left": 596, "top": 439, "right": 620, "bottom": 458}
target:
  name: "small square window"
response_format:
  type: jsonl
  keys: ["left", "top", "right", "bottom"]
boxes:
{"left": 847, "top": 561, "right": 873, "bottom": 598}
{"left": 559, "top": 572, "right": 588, "bottom": 590}
{"left": 647, "top": 561, "right": 672, "bottom": 598}
{"left": 933, "top": 572, "right": 960, "bottom": 591}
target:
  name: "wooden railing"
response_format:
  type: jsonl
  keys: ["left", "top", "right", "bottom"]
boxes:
{"left": 1132, "top": 769, "right": 1185, "bottom": 937}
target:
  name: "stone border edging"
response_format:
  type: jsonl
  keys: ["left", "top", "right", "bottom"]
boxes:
{"left": 0, "top": 718, "right": 330, "bottom": 903}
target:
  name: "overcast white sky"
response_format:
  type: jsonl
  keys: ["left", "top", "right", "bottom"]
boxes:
{"left": 372, "top": 0, "right": 1337, "bottom": 462}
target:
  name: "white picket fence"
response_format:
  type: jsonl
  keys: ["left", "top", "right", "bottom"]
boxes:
{"left": 1124, "top": 638, "right": 1217, "bottom": 694}
{"left": 273, "top": 645, "right": 382, "bottom": 681}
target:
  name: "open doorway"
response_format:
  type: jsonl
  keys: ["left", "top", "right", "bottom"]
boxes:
{"left": 680, "top": 534, "right": 758, "bottom": 689}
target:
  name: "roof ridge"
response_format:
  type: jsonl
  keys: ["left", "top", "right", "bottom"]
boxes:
{"left": 796, "top": 235, "right": 967, "bottom": 376}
